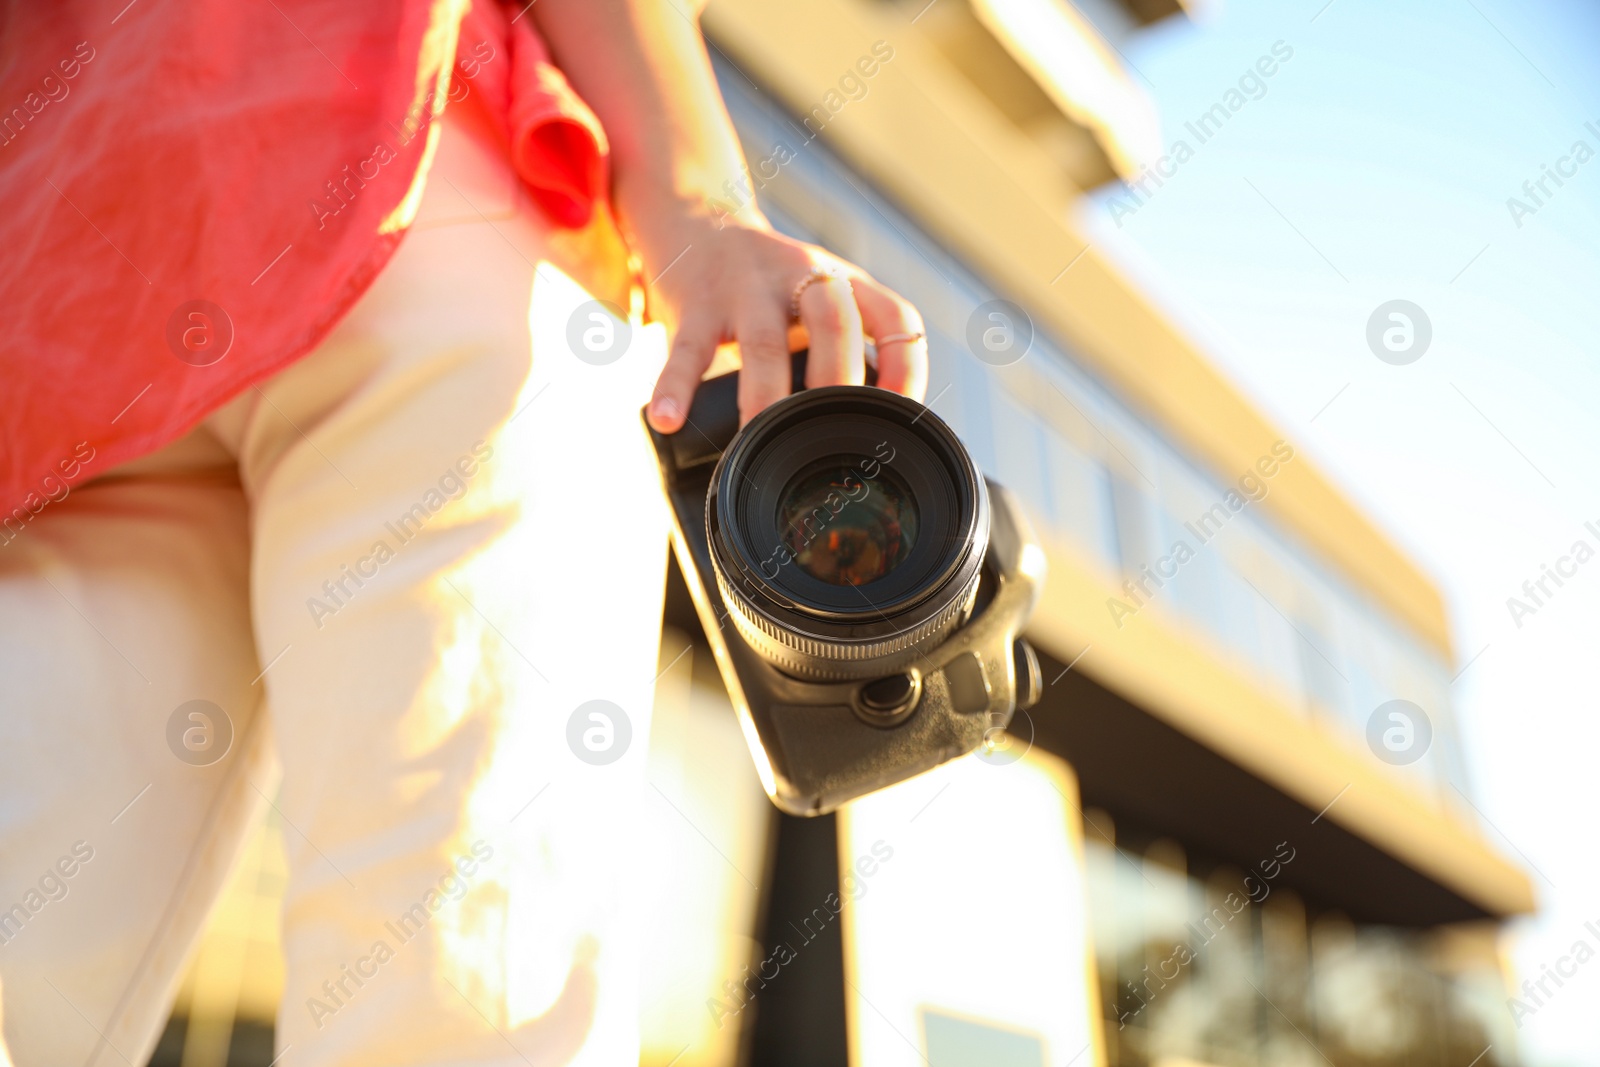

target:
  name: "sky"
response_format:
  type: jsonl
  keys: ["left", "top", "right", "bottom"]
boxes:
{"left": 1078, "top": 0, "right": 1600, "bottom": 1063}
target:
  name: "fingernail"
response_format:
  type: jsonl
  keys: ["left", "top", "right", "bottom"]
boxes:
{"left": 649, "top": 396, "right": 682, "bottom": 425}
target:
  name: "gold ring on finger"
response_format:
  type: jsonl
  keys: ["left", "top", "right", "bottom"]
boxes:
{"left": 875, "top": 331, "right": 926, "bottom": 347}
{"left": 789, "top": 265, "right": 845, "bottom": 322}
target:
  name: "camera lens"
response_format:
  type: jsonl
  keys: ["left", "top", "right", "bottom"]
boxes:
{"left": 708, "top": 386, "right": 989, "bottom": 681}
{"left": 777, "top": 461, "right": 919, "bottom": 586}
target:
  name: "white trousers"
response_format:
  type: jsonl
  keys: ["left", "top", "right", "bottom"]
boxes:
{"left": 0, "top": 105, "right": 670, "bottom": 1065}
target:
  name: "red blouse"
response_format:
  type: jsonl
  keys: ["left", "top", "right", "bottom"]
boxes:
{"left": 0, "top": 1, "right": 607, "bottom": 533}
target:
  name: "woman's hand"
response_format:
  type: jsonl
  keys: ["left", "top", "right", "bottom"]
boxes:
{"left": 529, "top": 0, "right": 928, "bottom": 435}
{"left": 636, "top": 212, "right": 928, "bottom": 434}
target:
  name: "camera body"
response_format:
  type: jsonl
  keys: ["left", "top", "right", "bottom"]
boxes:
{"left": 644, "top": 353, "right": 1045, "bottom": 815}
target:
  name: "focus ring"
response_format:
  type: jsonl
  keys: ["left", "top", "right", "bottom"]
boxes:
{"left": 712, "top": 552, "right": 982, "bottom": 682}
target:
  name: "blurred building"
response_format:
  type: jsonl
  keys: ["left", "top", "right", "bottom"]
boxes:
{"left": 151, "top": 0, "right": 1534, "bottom": 1064}
{"left": 667, "top": 0, "right": 1536, "bottom": 1062}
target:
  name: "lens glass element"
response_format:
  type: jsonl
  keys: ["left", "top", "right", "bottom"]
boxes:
{"left": 777, "top": 462, "right": 919, "bottom": 586}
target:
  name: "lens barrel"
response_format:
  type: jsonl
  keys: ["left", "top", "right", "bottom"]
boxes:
{"left": 707, "top": 386, "right": 990, "bottom": 681}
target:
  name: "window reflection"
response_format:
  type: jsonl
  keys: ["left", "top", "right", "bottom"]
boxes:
{"left": 1082, "top": 811, "right": 1507, "bottom": 1067}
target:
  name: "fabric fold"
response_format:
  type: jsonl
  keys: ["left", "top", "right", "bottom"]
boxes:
{"left": 460, "top": 1, "right": 610, "bottom": 228}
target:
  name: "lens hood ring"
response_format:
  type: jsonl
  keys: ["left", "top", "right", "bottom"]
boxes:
{"left": 710, "top": 549, "right": 982, "bottom": 681}
{"left": 707, "top": 385, "right": 990, "bottom": 681}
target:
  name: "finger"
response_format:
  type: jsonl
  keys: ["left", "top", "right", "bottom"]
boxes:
{"left": 735, "top": 302, "right": 792, "bottom": 427}
{"left": 799, "top": 272, "right": 866, "bottom": 391}
{"left": 648, "top": 311, "right": 723, "bottom": 433}
{"left": 851, "top": 274, "right": 928, "bottom": 400}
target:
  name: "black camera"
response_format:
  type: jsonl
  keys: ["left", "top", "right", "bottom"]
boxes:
{"left": 644, "top": 352, "right": 1045, "bottom": 815}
